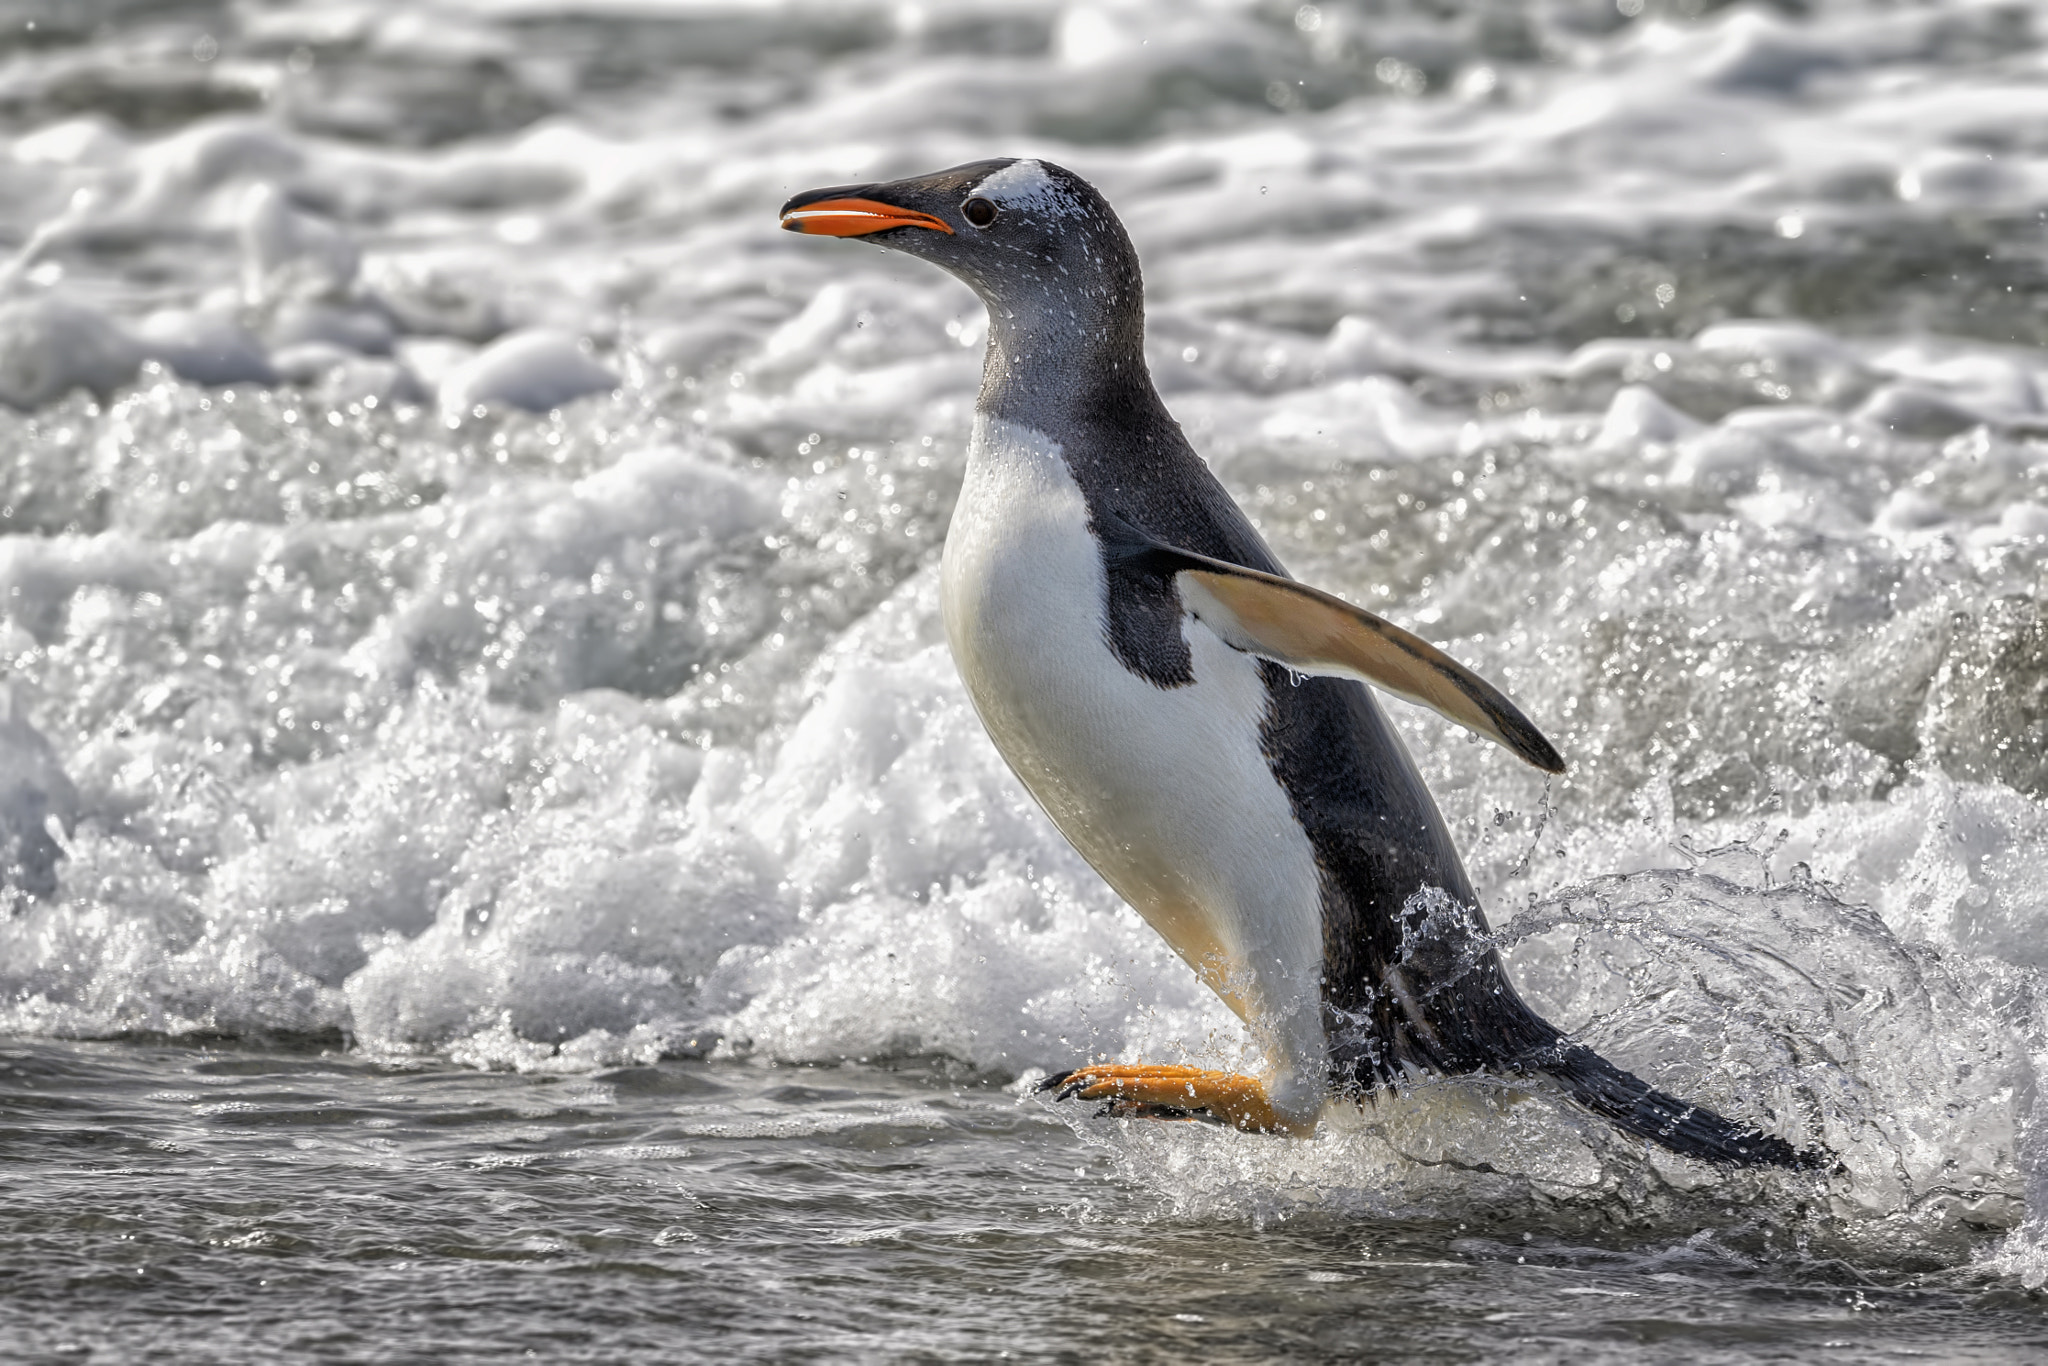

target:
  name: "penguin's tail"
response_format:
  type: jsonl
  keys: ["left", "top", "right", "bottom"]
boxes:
{"left": 1526, "top": 1040, "right": 1829, "bottom": 1171}
{"left": 1342, "top": 887, "right": 1831, "bottom": 1170}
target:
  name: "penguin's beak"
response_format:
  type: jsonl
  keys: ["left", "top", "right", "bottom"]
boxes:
{"left": 779, "top": 191, "right": 954, "bottom": 237}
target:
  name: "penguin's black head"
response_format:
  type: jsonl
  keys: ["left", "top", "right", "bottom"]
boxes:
{"left": 780, "top": 159, "right": 1144, "bottom": 350}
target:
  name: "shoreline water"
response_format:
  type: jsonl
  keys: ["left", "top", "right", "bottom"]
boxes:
{"left": 4, "top": 1036, "right": 2043, "bottom": 1363}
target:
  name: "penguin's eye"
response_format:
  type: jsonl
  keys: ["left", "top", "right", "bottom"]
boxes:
{"left": 961, "top": 197, "right": 998, "bottom": 228}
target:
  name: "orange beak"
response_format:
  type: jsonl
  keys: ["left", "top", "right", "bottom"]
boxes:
{"left": 779, "top": 197, "right": 954, "bottom": 237}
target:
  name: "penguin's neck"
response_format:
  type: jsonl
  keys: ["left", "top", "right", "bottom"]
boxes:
{"left": 975, "top": 305, "right": 1157, "bottom": 440}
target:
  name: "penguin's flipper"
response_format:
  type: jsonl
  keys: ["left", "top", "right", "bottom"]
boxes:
{"left": 1098, "top": 518, "right": 1565, "bottom": 774}
{"left": 1036, "top": 1064, "right": 1312, "bottom": 1136}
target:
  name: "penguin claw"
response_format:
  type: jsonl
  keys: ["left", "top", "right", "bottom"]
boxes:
{"left": 1035, "top": 1069, "right": 1077, "bottom": 1097}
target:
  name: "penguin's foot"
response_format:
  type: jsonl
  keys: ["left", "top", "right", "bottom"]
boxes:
{"left": 1035, "top": 1064, "right": 1307, "bottom": 1136}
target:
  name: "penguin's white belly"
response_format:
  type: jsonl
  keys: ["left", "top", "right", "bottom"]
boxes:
{"left": 940, "top": 415, "right": 1328, "bottom": 1113}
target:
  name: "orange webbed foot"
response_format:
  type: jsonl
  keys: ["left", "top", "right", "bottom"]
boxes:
{"left": 1036, "top": 1064, "right": 1309, "bottom": 1136}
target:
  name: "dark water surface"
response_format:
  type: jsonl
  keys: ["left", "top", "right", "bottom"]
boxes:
{"left": 2, "top": 1039, "right": 2042, "bottom": 1363}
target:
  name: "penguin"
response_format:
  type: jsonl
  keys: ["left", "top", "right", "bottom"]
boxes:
{"left": 781, "top": 158, "right": 1817, "bottom": 1169}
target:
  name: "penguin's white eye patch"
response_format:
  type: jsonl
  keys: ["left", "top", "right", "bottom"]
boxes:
{"left": 971, "top": 158, "right": 1082, "bottom": 218}
{"left": 962, "top": 197, "right": 998, "bottom": 228}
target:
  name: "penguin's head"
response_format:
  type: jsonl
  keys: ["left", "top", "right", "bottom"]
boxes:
{"left": 780, "top": 158, "right": 1143, "bottom": 346}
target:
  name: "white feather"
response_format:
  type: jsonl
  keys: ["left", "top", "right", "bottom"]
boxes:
{"left": 971, "top": 159, "right": 1083, "bottom": 218}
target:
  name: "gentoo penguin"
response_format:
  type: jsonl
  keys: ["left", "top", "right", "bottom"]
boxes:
{"left": 781, "top": 159, "right": 1815, "bottom": 1168}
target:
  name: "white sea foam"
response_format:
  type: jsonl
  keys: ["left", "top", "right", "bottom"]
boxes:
{"left": 439, "top": 330, "right": 619, "bottom": 415}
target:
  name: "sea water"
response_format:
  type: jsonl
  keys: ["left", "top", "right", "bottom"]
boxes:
{"left": 1, "top": 0, "right": 2046, "bottom": 1359}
